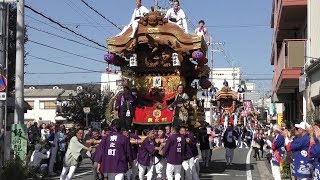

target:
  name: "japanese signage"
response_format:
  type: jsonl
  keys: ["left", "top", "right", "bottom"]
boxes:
{"left": 277, "top": 113, "right": 283, "bottom": 126}
{"left": 134, "top": 106, "right": 173, "bottom": 124}
{"left": 108, "top": 135, "right": 117, "bottom": 156}
{"left": 153, "top": 76, "right": 161, "bottom": 87}
{"left": 129, "top": 53, "right": 137, "bottom": 67}
{"left": 11, "top": 124, "right": 27, "bottom": 161}
{"left": 83, "top": 107, "right": 90, "bottom": 113}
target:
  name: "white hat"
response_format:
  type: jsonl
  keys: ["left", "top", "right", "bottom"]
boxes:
{"left": 294, "top": 121, "right": 310, "bottom": 130}
{"left": 272, "top": 124, "right": 281, "bottom": 132}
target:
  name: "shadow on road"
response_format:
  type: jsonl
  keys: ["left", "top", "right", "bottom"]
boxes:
{"left": 200, "top": 161, "right": 255, "bottom": 174}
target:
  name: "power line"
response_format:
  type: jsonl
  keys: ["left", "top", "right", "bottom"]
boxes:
{"left": 64, "top": 0, "right": 104, "bottom": 32}
{"left": 25, "top": 4, "right": 106, "bottom": 48}
{"left": 80, "top": 0, "right": 122, "bottom": 31}
{"left": 27, "top": 25, "right": 106, "bottom": 52}
{"left": 206, "top": 24, "right": 268, "bottom": 28}
{"left": 27, "top": 54, "right": 101, "bottom": 72}
{"left": 27, "top": 21, "right": 269, "bottom": 29}
{"left": 28, "top": 40, "right": 106, "bottom": 64}
{"left": 26, "top": 14, "right": 89, "bottom": 42}
{"left": 26, "top": 71, "right": 105, "bottom": 75}
{"left": 64, "top": 0, "right": 113, "bottom": 37}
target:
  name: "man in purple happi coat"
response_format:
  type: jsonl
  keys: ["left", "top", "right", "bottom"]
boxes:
{"left": 96, "top": 122, "right": 133, "bottom": 180}
{"left": 161, "top": 126, "right": 185, "bottom": 180}
{"left": 180, "top": 126, "right": 200, "bottom": 180}
{"left": 115, "top": 86, "right": 135, "bottom": 131}
{"left": 137, "top": 129, "right": 161, "bottom": 180}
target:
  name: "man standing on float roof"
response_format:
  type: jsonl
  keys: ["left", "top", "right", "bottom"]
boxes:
{"left": 129, "top": 0, "right": 149, "bottom": 38}
{"left": 165, "top": 0, "right": 188, "bottom": 33}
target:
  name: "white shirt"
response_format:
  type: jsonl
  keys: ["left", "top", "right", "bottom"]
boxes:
{"left": 165, "top": 8, "right": 188, "bottom": 33}
{"left": 130, "top": 6, "right": 149, "bottom": 24}
{"left": 195, "top": 27, "right": 207, "bottom": 36}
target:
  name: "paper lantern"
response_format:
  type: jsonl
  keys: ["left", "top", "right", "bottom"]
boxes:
{"left": 104, "top": 53, "right": 115, "bottom": 63}
{"left": 192, "top": 50, "right": 205, "bottom": 60}
{"left": 198, "top": 58, "right": 208, "bottom": 65}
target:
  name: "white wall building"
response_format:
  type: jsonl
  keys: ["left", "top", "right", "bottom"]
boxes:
{"left": 101, "top": 72, "right": 122, "bottom": 93}
{"left": 24, "top": 86, "right": 77, "bottom": 124}
{"left": 210, "top": 67, "right": 241, "bottom": 90}
{"left": 244, "top": 82, "right": 256, "bottom": 92}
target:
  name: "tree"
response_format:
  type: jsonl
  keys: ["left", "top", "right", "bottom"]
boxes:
{"left": 66, "top": 85, "right": 113, "bottom": 126}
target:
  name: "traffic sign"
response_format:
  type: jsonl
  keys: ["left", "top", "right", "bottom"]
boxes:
{"left": 83, "top": 107, "right": 90, "bottom": 113}
{"left": 0, "top": 75, "right": 7, "bottom": 91}
{"left": 11, "top": 124, "right": 27, "bottom": 161}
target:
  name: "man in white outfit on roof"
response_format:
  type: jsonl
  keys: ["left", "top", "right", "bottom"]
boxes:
{"left": 117, "top": 0, "right": 149, "bottom": 38}
{"left": 165, "top": 0, "right": 188, "bottom": 33}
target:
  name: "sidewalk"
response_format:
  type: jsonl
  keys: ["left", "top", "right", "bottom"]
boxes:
{"left": 256, "top": 157, "right": 273, "bottom": 180}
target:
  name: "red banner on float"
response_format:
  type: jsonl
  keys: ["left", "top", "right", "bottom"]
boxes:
{"left": 133, "top": 106, "right": 174, "bottom": 125}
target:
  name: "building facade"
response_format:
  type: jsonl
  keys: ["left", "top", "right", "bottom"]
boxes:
{"left": 210, "top": 67, "right": 241, "bottom": 90}
{"left": 304, "top": 0, "right": 320, "bottom": 120}
{"left": 270, "top": 0, "right": 307, "bottom": 123}
{"left": 24, "top": 85, "right": 78, "bottom": 124}
{"left": 100, "top": 72, "right": 122, "bottom": 93}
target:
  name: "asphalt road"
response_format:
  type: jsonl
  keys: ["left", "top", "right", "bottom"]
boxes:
{"left": 49, "top": 146, "right": 272, "bottom": 180}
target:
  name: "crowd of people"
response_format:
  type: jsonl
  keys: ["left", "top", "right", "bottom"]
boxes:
{"left": 24, "top": 117, "right": 273, "bottom": 180}
{"left": 266, "top": 121, "right": 320, "bottom": 180}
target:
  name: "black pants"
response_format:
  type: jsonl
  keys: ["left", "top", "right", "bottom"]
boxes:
{"left": 119, "top": 117, "right": 132, "bottom": 130}
{"left": 259, "top": 142, "right": 264, "bottom": 157}
{"left": 253, "top": 147, "right": 260, "bottom": 160}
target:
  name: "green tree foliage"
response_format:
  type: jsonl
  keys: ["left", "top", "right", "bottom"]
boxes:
{"left": 67, "top": 85, "right": 113, "bottom": 126}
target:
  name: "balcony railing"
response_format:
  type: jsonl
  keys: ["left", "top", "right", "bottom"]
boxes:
{"left": 272, "top": 39, "right": 306, "bottom": 92}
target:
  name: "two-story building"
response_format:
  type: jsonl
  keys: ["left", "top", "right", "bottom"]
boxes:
{"left": 24, "top": 85, "right": 78, "bottom": 124}
{"left": 270, "top": 0, "right": 307, "bottom": 123}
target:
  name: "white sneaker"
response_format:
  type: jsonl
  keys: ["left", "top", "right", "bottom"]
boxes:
{"left": 229, "top": 163, "right": 233, "bottom": 165}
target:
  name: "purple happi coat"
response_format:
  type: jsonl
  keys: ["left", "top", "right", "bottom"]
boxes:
{"left": 115, "top": 94, "right": 134, "bottom": 118}
{"left": 162, "top": 133, "right": 185, "bottom": 165}
{"left": 137, "top": 138, "right": 156, "bottom": 166}
{"left": 95, "top": 132, "right": 133, "bottom": 173}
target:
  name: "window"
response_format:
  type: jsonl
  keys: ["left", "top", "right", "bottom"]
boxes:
{"left": 39, "top": 101, "right": 56, "bottom": 109}
{"left": 26, "top": 101, "right": 34, "bottom": 109}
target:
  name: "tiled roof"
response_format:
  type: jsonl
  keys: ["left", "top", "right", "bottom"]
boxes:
{"left": 24, "top": 89, "right": 65, "bottom": 97}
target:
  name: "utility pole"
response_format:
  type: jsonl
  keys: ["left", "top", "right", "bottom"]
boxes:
{"left": 0, "top": 2, "right": 5, "bottom": 129}
{"left": 14, "top": 0, "right": 24, "bottom": 124}
{"left": 0, "top": 1, "right": 5, "bottom": 167}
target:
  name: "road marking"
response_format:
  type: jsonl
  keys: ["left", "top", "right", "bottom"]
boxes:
{"left": 73, "top": 170, "right": 92, "bottom": 177}
{"left": 246, "top": 148, "right": 253, "bottom": 180}
{"left": 200, "top": 173, "right": 229, "bottom": 176}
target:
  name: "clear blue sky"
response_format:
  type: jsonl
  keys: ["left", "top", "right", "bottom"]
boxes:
{"left": 25, "top": 0, "right": 273, "bottom": 91}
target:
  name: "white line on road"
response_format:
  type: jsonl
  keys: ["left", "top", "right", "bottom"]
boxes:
{"left": 74, "top": 170, "right": 92, "bottom": 177}
{"left": 200, "top": 173, "right": 229, "bottom": 176}
{"left": 246, "top": 148, "right": 253, "bottom": 180}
